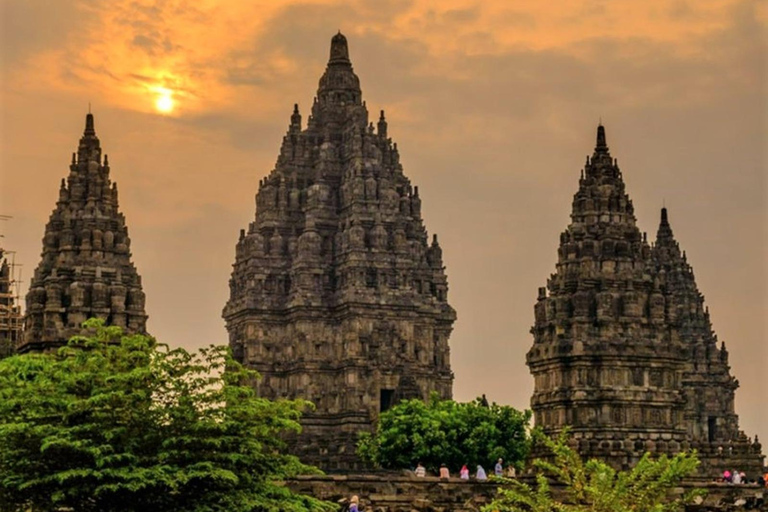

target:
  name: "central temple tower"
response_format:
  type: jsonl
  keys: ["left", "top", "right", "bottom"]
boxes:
{"left": 223, "top": 33, "right": 455, "bottom": 470}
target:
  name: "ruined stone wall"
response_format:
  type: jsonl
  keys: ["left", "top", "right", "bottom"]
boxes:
{"left": 286, "top": 474, "right": 767, "bottom": 511}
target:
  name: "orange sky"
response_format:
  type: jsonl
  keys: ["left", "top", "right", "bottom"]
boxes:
{"left": 1, "top": 0, "right": 766, "bottom": 450}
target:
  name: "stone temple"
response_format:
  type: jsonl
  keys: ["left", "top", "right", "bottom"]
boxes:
{"left": 19, "top": 113, "right": 148, "bottom": 353}
{"left": 224, "top": 33, "right": 455, "bottom": 470}
{"left": 0, "top": 248, "right": 23, "bottom": 358}
{"left": 528, "top": 125, "right": 764, "bottom": 476}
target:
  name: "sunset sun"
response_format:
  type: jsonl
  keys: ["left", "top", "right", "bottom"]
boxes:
{"left": 154, "top": 88, "right": 174, "bottom": 114}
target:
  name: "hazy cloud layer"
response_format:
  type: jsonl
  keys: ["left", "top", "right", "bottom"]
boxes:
{"left": 1, "top": 0, "right": 766, "bottom": 445}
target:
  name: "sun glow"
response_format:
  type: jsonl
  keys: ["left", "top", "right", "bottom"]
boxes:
{"left": 154, "top": 87, "right": 175, "bottom": 114}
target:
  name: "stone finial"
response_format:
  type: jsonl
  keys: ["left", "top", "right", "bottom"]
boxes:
{"left": 595, "top": 123, "right": 608, "bottom": 152}
{"left": 329, "top": 31, "right": 350, "bottom": 65}
{"left": 378, "top": 110, "right": 387, "bottom": 138}
{"left": 84, "top": 112, "right": 96, "bottom": 137}
{"left": 291, "top": 103, "right": 301, "bottom": 128}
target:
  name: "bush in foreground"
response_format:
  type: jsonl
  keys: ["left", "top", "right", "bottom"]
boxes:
{"left": 0, "top": 319, "right": 334, "bottom": 512}
{"left": 484, "top": 430, "right": 703, "bottom": 512}
{"left": 358, "top": 394, "right": 531, "bottom": 473}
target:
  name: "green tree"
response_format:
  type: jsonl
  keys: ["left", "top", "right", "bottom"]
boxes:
{"left": 357, "top": 394, "right": 531, "bottom": 473}
{"left": 0, "top": 319, "right": 335, "bottom": 512}
{"left": 484, "top": 430, "right": 703, "bottom": 512}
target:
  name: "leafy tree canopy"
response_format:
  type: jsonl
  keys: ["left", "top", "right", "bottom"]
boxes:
{"left": 0, "top": 319, "right": 335, "bottom": 512}
{"left": 357, "top": 394, "right": 531, "bottom": 473}
{"left": 484, "top": 429, "right": 703, "bottom": 512}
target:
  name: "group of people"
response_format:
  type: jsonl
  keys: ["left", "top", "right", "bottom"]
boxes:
{"left": 722, "top": 469, "right": 768, "bottom": 487}
{"left": 414, "top": 458, "right": 517, "bottom": 480}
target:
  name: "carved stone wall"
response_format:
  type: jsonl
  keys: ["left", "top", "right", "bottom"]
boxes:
{"left": 20, "top": 114, "right": 147, "bottom": 353}
{"left": 286, "top": 474, "right": 768, "bottom": 511}
{"left": 224, "top": 33, "right": 455, "bottom": 470}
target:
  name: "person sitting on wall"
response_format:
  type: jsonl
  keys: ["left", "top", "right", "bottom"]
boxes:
{"left": 439, "top": 463, "right": 450, "bottom": 479}
{"left": 460, "top": 464, "right": 469, "bottom": 480}
{"left": 506, "top": 465, "right": 517, "bottom": 478}
{"left": 415, "top": 462, "right": 426, "bottom": 477}
{"left": 476, "top": 465, "right": 487, "bottom": 481}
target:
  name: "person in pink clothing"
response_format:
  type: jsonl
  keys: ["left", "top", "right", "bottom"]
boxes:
{"left": 460, "top": 464, "right": 469, "bottom": 480}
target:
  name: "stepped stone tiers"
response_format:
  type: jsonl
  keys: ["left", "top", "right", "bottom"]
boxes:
{"left": 528, "top": 125, "right": 764, "bottom": 476}
{"left": 223, "top": 33, "right": 455, "bottom": 471}
{"left": 19, "top": 114, "right": 147, "bottom": 353}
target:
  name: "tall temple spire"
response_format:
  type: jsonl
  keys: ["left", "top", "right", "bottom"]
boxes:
{"left": 20, "top": 113, "right": 148, "bottom": 353}
{"left": 225, "top": 33, "right": 454, "bottom": 470}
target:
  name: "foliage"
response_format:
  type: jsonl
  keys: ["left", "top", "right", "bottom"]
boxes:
{"left": 0, "top": 319, "right": 335, "bottom": 512}
{"left": 357, "top": 393, "right": 531, "bottom": 473}
{"left": 484, "top": 429, "right": 703, "bottom": 512}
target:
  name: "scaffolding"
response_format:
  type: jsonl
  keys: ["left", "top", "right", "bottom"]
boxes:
{"left": 0, "top": 215, "right": 24, "bottom": 357}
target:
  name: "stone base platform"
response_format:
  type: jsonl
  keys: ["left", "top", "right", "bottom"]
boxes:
{"left": 286, "top": 474, "right": 767, "bottom": 511}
